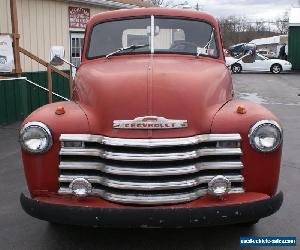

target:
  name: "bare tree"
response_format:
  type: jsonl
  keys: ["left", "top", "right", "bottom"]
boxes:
{"left": 146, "top": 0, "right": 165, "bottom": 6}
{"left": 219, "top": 16, "right": 280, "bottom": 48}
{"left": 274, "top": 11, "right": 289, "bottom": 34}
{"left": 144, "top": 0, "right": 189, "bottom": 7}
{"left": 144, "top": 0, "right": 173, "bottom": 6}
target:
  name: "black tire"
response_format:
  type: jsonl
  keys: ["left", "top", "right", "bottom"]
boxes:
{"left": 231, "top": 63, "right": 242, "bottom": 74}
{"left": 271, "top": 64, "right": 282, "bottom": 74}
{"left": 48, "top": 221, "right": 62, "bottom": 227}
{"left": 236, "top": 219, "right": 259, "bottom": 227}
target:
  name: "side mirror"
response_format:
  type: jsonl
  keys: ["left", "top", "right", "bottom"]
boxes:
{"left": 242, "top": 43, "right": 256, "bottom": 63}
{"left": 50, "top": 46, "right": 65, "bottom": 66}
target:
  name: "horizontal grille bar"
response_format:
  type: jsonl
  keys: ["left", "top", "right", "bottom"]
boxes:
{"left": 60, "top": 161, "right": 243, "bottom": 176}
{"left": 59, "top": 174, "right": 244, "bottom": 191}
{"left": 58, "top": 187, "right": 245, "bottom": 205}
{"left": 60, "top": 148, "right": 242, "bottom": 161}
{"left": 59, "top": 133, "right": 243, "bottom": 205}
{"left": 60, "top": 134, "right": 241, "bottom": 148}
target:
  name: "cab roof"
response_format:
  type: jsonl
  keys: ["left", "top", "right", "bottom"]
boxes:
{"left": 87, "top": 8, "right": 219, "bottom": 29}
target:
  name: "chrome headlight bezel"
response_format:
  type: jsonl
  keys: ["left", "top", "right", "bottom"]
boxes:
{"left": 248, "top": 120, "right": 282, "bottom": 153}
{"left": 20, "top": 122, "right": 53, "bottom": 154}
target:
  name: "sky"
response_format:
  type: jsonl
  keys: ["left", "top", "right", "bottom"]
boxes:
{"left": 173, "top": 0, "right": 299, "bottom": 20}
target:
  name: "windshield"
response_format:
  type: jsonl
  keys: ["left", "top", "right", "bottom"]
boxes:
{"left": 87, "top": 17, "right": 219, "bottom": 59}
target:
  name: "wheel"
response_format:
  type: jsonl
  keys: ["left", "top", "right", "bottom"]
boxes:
{"left": 48, "top": 221, "right": 63, "bottom": 227}
{"left": 236, "top": 219, "right": 259, "bottom": 226}
{"left": 231, "top": 63, "right": 242, "bottom": 74}
{"left": 271, "top": 64, "right": 282, "bottom": 74}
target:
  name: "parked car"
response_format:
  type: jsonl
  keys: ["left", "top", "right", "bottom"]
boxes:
{"left": 226, "top": 53, "right": 292, "bottom": 74}
{"left": 257, "top": 50, "right": 277, "bottom": 59}
{"left": 19, "top": 8, "right": 283, "bottom": 228}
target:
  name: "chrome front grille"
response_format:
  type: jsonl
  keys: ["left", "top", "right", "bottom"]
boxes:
{"left": 58, "top": 134, "right": 244, "bottom": 205}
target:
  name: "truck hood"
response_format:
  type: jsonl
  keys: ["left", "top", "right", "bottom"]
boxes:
{"left": 75, "top": 55, "right": 232, "bottom": 138}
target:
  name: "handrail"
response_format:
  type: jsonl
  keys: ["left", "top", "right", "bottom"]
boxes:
{"left": 1, "top": 1, "right": 72, "bottom": 105}
{"left": 19, "top": 46, "right": 73, "bottom": 103}
{"left": 19, "top": 47, "right": 70, "bottom": 79}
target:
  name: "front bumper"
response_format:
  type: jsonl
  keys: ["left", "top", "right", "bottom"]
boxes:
{"left": 20, "top": 191, "right": 283, "bottom": 227}
{"left": 282, "top": 64, "right": 292, "bottom": 71}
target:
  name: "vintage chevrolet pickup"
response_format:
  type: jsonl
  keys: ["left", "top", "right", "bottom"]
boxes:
{"left": 19, "top": 8, "right": 283, "bottom": 227}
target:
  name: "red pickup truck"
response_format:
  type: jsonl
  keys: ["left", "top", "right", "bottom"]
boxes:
{"left": 19, "top": 8, "right": 283, "bottom": 227}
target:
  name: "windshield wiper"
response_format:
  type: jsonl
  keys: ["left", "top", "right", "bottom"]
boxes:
{"left": 106, "top": 44, "right": 149, "bottom": 59}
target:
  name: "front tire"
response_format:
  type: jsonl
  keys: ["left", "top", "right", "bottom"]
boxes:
{"left": 231, "top": 63, "right": 242, "bottom": 74}
{"left": 236, "top": 219, "right": 259, "bottom": 227}
{"left": 271, "top": 64, "right": 282, "bottom": 74}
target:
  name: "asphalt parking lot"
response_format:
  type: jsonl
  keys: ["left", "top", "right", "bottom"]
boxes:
{"left": 0, "top": 72, "right": 299, "bottom": 250}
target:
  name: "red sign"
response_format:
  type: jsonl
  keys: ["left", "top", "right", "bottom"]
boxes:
{"left": 69, "top": 7, "right": 90, "bottom": 29}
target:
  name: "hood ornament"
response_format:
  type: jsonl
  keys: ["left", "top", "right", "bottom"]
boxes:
{"left": 113, "top": 116, "right": 188, "bottom": 129}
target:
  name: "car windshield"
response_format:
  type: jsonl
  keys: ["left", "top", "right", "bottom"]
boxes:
{"left": 87, "top": 17, "right": 218, "bottom": 59}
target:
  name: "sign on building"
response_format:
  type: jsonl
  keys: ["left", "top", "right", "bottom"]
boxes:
{"left": 0, "top": 35, "right": 14, "bottom": 73}
{"left": 69, "top": 7, "right": 90, "bottom": 29}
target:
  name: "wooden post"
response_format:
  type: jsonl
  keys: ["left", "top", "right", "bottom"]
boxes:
{"left": 10, "top": 0, "right": 22, "bottom": 77}
{"left": 47, "top": 65, "right": 53, "bottom": 103}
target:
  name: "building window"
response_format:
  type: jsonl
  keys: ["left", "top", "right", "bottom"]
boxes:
{"left": 70, "top": 32, "right": 84, "bottom": 67}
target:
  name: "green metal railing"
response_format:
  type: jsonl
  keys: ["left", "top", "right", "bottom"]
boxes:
{"left": 0, "top": 71, "right": 70, "bottom": 124}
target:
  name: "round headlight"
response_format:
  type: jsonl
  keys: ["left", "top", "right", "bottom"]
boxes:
{"left": 20, "top": 122, "right": 53, "bottom": 154}
{"left": 249, "top": 120, "right": 282, "bottom": 152}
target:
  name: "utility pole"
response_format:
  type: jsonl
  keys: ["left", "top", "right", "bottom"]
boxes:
{"left": 195, "top": 2, "right": 204, "bottom": 11}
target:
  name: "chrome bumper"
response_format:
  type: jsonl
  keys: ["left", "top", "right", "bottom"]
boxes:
{"left": 20, "top": 192, "right": 284, "bottom": 227}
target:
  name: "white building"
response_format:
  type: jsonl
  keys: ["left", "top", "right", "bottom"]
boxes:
{"left": 250, "top": 35, "right": 288, "bottom": 57}
{"left": 0, "top": 0, "right": 149, "bottom": 73}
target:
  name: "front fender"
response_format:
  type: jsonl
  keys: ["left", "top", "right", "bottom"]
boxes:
{"left": 211, "top": 100, "right": 282, "bottom": 196}
{"left": 21, "top": 101, "right": 90, "bottom": 197}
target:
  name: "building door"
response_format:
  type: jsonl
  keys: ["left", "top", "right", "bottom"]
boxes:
{"left": 70, "top": 32, "right": 84, "bottom": 67}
